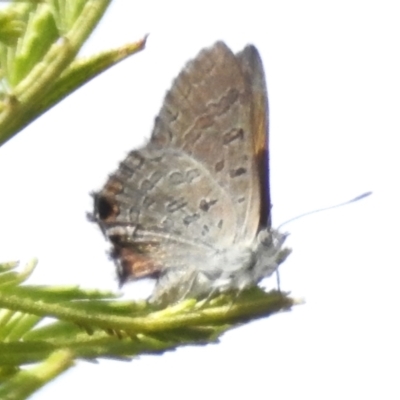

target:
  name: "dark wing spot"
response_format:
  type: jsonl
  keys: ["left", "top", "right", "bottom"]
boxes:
{"left": 202, "top": 225, "right": 210, "bottom": 236}
{"left": 199, "top": 198, "right": 218, "bottom": 212}
{"left": 229, "top": 167, "right": 247, "bottom": 178}
{"left": 217, "top": 88, "right": 239, "bottom": 114}
{"left": 96, "top": 195, "right": 119, "bottom": 221}
{"left": 223, "top": 128, "right": 244, "bottom": 145}
{"left": 215, "top": 159, "right": 224, "bottom": 172}
{"left": 166, "top": 199, "right": 187, "bottom": 213}
{"left": 183, "top": 213, "right": 200, "bottom": 225}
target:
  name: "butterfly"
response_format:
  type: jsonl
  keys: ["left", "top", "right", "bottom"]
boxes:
{"left": 92, "top": 42, "right": 290, "bottom": 304}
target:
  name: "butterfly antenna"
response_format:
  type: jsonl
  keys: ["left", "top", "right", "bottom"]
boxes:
{"left": 277, "top": 191, "right": 372, "bottom": 230}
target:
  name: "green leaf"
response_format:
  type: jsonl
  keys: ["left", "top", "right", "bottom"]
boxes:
{"left": 0, "top": 0, "right": 146, "bottom": 146}
{"left": 0, "top": 261, "right": 296, "bottom": 396}
{"left": 0, "top": 349, "right": 74, "bottom": 400}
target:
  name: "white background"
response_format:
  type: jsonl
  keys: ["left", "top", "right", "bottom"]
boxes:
{"left": 0, "top": 1, "right": 398, "bottom": 399}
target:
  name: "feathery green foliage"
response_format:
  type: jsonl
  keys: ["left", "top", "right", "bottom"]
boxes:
{"left": 0, "top": 0, "right": 146, "bottom": 146}
{"left": 0, "top": 260, "right": 294, "bottom": 399}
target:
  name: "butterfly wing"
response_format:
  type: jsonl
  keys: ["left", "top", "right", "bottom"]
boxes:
{"left": 94, "top": 144, "right": 238, "bottom": 281}
{"left": 151, "top": 42, "right": 268, "bottom": 243}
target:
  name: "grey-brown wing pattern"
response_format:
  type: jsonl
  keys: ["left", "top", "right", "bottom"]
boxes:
{"left": 94, "top": 143, "right": 239, "bottom": 280}
{"left": 151, "top": 42, "right": 265, "bottom": 243}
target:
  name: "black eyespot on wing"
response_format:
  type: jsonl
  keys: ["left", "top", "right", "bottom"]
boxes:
{"left": 96, "top": 195, "right": 117, "bottom": 221}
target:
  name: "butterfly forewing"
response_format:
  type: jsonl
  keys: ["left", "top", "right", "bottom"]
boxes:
{"left": 151, "top": 42, "right": 265, "bottom": 244}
